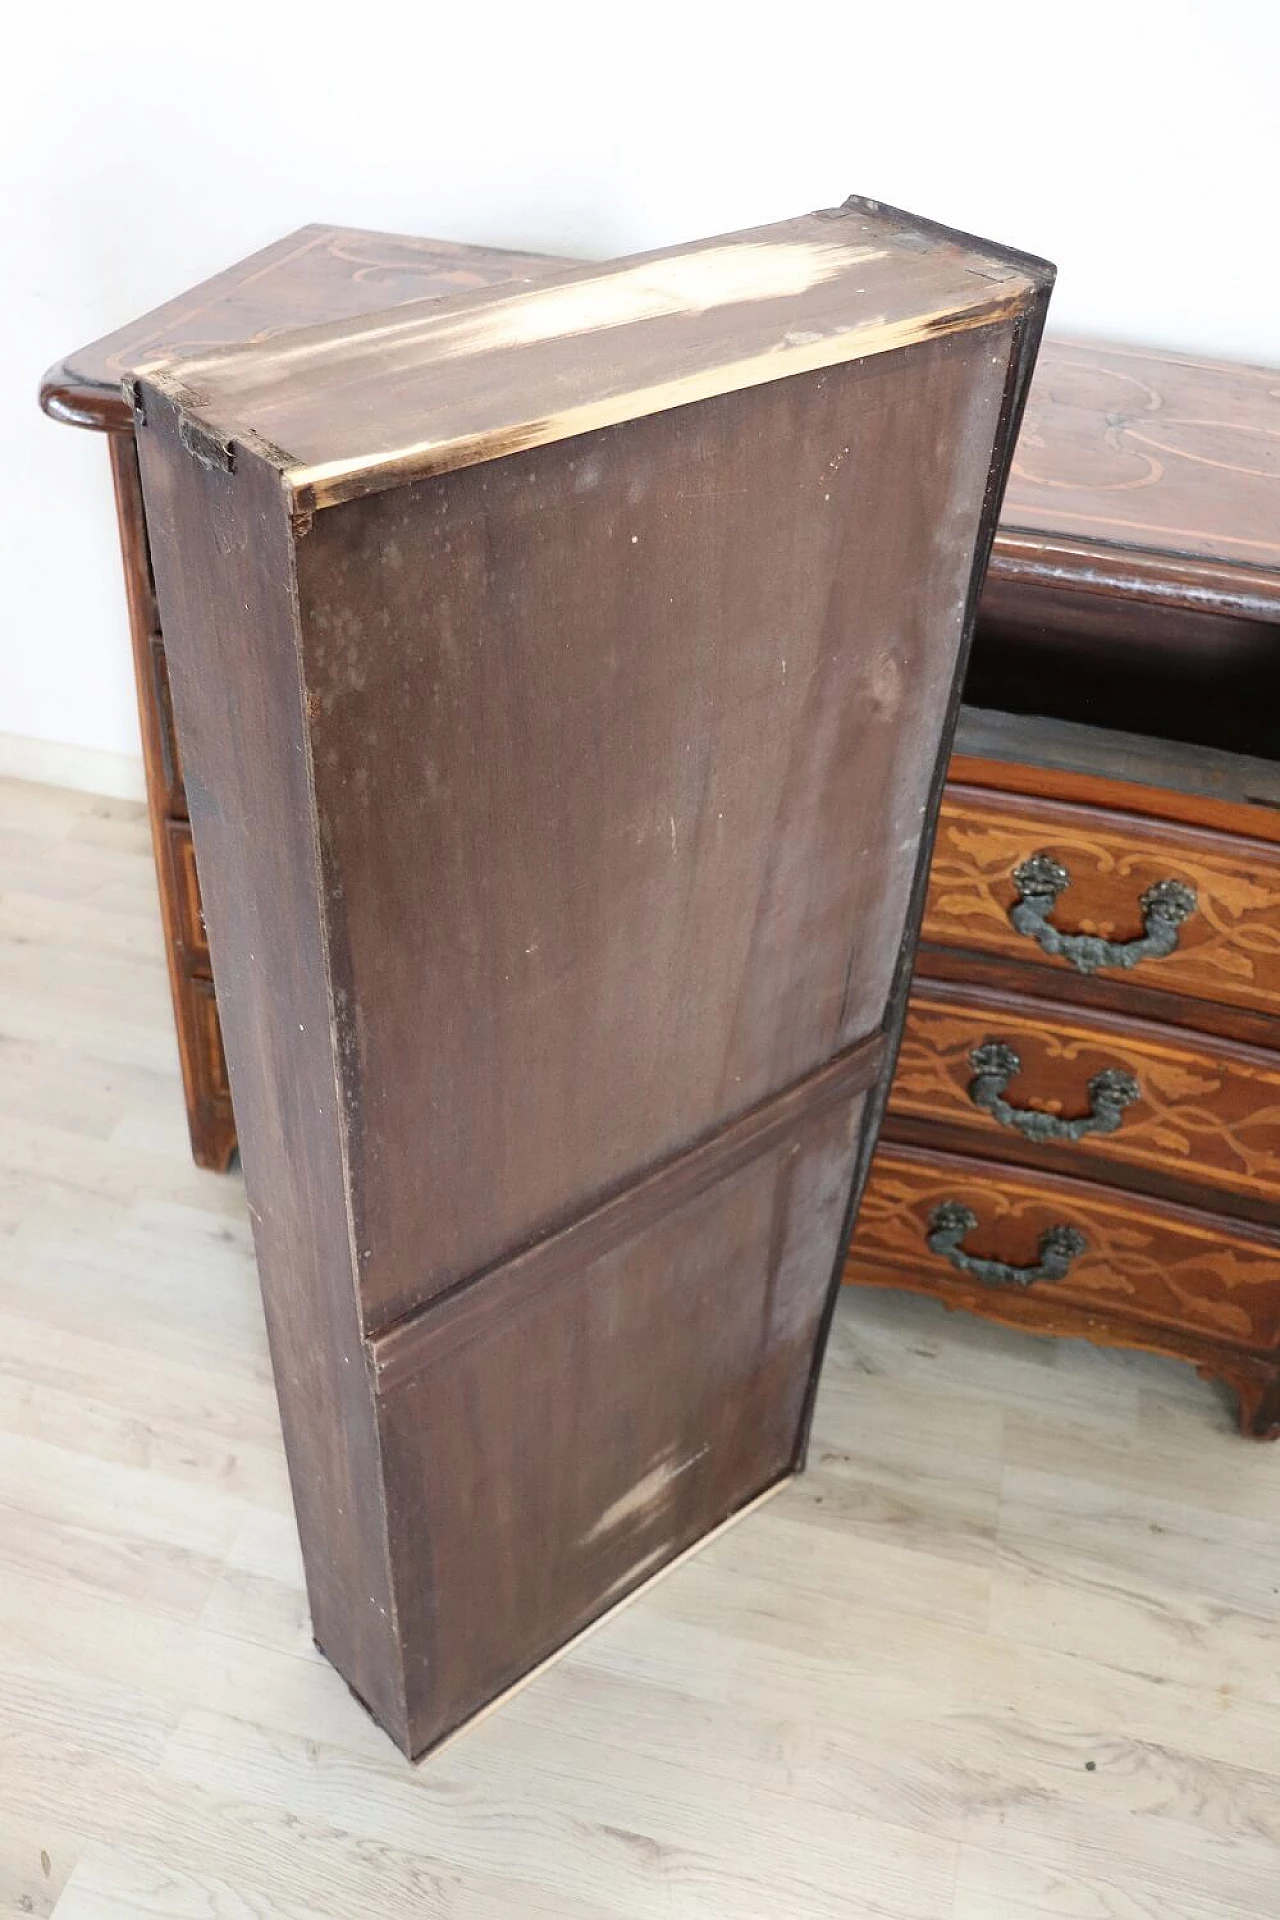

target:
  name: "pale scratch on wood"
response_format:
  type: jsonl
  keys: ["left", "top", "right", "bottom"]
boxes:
{"left": 581, "top": 1443, "right": 713, "bottom": 1545}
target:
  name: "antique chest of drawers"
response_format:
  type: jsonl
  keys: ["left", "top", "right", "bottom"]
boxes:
{"left": 844, "top": 341, "right": 1280, "bottom": 1436}
{"left": 43, "top": 246, "right": 1280, "bottom": 1435}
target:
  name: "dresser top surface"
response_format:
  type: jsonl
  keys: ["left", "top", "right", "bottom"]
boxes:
{"left": 133, "top": 202, "right": 1043, "bottom": 512}
{"left": 42, "top": 218, "right": 1278, "bottom": 598}
{"left": 998, "top": 337, "right": 1280, "bottom": 586}
{"left": 39, "top": 225, "right": 562, "bottom": 433}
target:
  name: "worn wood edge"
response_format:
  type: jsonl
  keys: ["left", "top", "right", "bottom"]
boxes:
{"left": 368, "top": 1030, "right": 887, "bottom": 1387}
{"left": 840, "top": 191, "right": 1054, "bottom": 292}
{"left": 943, "top": 775, "right": 1280, "bottom": 867}
{"left": 135, "top": 290, "right": 1033, "bottom": 512}
{"left": 948, "top": 750, "right": 1280, "bottom": 847}
{"left": 950, "top": 709, "right": 1280, "bottom": 837}
{"left": 38, "top": 229, "right": 336, "bottom": 434}
{"left": 131, "top": 200, "right": 1050, "bottom": 513}
{"left": 42, "top": 227, "right": 572, "bottom": 436}
{"left": 986, "top": 528, "right": 1280, "bottom": 619}
{"left": 279, "top": 294, "right": 1031, "bottom": 510}
{"left": 398, "top": 1475, "right": 792, "bottom": 1765}
{"left": 39, "top": 362, "right": 129, "bottom": 433}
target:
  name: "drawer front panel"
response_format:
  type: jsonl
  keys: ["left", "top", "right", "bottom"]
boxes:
{"left": 187, "top": 976, "right": 231, "bottom": 1101}
{"left": 924, "top": 786, "right": 1280, "bottom": 1020}
{"left": 164, "top": 819, "right": 210, "bottom": 976}
{"left": 890, "top": 984, "right": 1280, "bottom": 1209}
{"left": 846, "top": 1144, "right": 1280, "bottom": 1351}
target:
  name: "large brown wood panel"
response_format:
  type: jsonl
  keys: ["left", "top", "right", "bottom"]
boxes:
{"left": 377, "top": 1082, "right": 870, "bottom": 1751}
{"left": 299, "top": 331, "right": 1014, "bottom": 1331}
{"left": 135, "top": 200, "right": 1050, "bottom": 1754}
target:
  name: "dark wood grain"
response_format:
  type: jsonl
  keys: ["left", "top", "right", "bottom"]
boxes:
{"left": 134, "top": 201, "right": 1048, "bottom": 1754}
{"left": 378, "top": 1085, "right": 871, "bottom": 1750}
{"left": 295, "top": 330, "right": 1017, "bottom": 1332}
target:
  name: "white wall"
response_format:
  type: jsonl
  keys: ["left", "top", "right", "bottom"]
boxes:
{"left": 4, "top": 0, "right": 1277, "bottom": 791}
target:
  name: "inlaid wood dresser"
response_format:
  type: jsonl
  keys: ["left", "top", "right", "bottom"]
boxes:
{"left": 41, "top": 241, "right": 1280, "bottom": 1435}
{"left": 843, "top": 341, "right": 1280, "bottom": 1437}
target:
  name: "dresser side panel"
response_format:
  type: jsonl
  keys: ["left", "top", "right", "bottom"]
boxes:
{"left": 134, "top": 390, "right": 407, "bottom": 1742}
{"left": 295, "top": 329, "right": 1015, "bottom": 1330}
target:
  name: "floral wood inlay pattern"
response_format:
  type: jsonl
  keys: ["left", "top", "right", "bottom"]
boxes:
{"left": 923, "top": 788, "right": 1280, "bottom": 1016}
{"left": 890, "top": 992, "right": 1280, "bottom": 1205}
{"left": 846, "top": 1149, "right": 1280, "bottom": 1349}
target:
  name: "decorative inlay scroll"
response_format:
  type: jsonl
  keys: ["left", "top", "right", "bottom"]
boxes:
{"left": 923, "top": 789, "right": 1280, "bottom": 1017}
{"left": 847, "top": 1149, "right": 1280, "bottom": 1347}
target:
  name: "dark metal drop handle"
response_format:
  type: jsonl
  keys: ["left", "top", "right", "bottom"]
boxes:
{"left": 1009, "top": 854, "right": 1196, "bottom": 976}
{"left": 927, "top": 1201, "right": 1086, "bottom": 1290}
{"left": 967, "top": 1040, "right": 1140, "bottom": 1144}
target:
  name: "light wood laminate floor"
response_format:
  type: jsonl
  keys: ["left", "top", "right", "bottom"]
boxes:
{"left": 2, "top": 774, "right": 1279, "bottom": 1919}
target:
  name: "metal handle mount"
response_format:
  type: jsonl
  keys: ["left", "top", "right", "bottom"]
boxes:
{"left": 1009, "top": 853, "right": 1196, "bottom": 977}
{"left": 967, "top": 1040, "right": 1139, "bottom": 1144}
{"left": 927, "top": 1201, "right": 1086, "bottom": 1290}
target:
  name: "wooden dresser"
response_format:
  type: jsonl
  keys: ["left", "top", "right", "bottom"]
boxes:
{"left": 42, "top": 242, "right": 1280, "bottom": 1434}
{"left": 844, "top": 341, "right": 1280, "bottom": 1437}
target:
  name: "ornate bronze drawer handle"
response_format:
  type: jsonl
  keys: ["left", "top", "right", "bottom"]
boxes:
{"left": 967, "top": 1039, "right": 1139, "bottom": 1144}
{"left": 927, "top": 1201, "right": 1086, "bottom": 1289}
{"left": 1009, "top": 853, "right": 1196, "bottom": 976}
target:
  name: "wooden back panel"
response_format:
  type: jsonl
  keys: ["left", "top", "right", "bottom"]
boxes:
{"left": 299, "top": 330, "right": 1016, "bottom": 1329}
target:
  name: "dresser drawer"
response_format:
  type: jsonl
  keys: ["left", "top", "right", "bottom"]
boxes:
{"left": 148, "top": 634, "right": 186, "bottom": 816}
{"left": 186, "top": 974, "right": 230, "bottom": 1100}
{"left": 889, "top": 983, "right": 1280, "bottom": 1216}
{"left": 163, "top": 819, "right": 210, "bottom": 975}
{"left": 924, "top": 786, "right": 1280, "bottom": 1022}
{"left": 846, "top": 1144, "right": 1280, "bottom": 1352}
